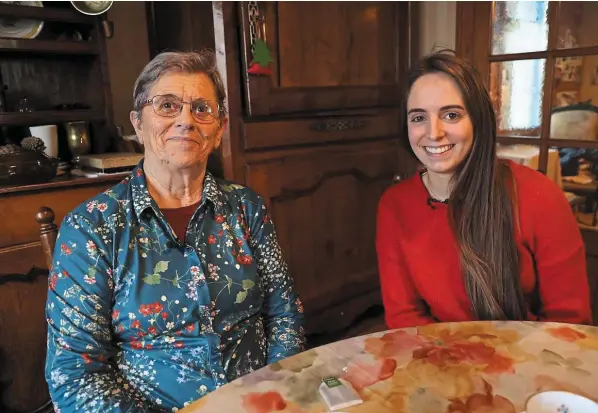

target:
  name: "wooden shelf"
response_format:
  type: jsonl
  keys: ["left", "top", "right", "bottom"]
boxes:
{"left": 0, "top": 38, "right": 99, "bottom": 55}
{"left": 0, "top": 110, "right": 104, "bottom": 126}
{"left": 0, "top": 174, "right": 124, "bottom": 195}
{"left": 0, "top": 4, "right": 94, "bottom": 24}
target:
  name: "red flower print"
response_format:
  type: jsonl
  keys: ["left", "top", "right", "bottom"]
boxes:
{"left": 139, "top": 304, "right": 153, "bottom": 317}
{"left": 136, "top": 168, "right": 143, "bottom": 176}
{"left": 185, "top": 324, "right": 195, "bottom": 332}
{"left": 236, "top": 254, "right": 253, "bottom": 265}
{"left": 131, "top": 340, "right": 143, "bottom": 350}
{"left": 136, "top": 331, "right": 147, "bottom": 338}
{"left": 132, "top": 320, "right": 141, "bottom": 329}
{"left": 174, "top": 342, "right": 185, "bottom": 349}
{"left": 161, "top": 311, "right": 168, "bottom": 320}
{"left": 146, "top": 344, "right": 153, "bottom": 350}
{"left": 148, "top": 326, "right": 157, "bottom": 335}
{"left": 236, "top": 238, "right": 244, "bottom": 246}
{"left": 81, "top": 353, "right": 92, "bottom": 364}
{"left": 150, "top": 302, "right": 163, "bottom": 314}
{"left": 111, "top": 310, "right": 120, "bottom": 320}
{"left": 49, "top": 274, "right": 58, "bottom": 291}
{"left": 60, "top": 244, "right": 72, "bottom": 255}
{"left": 412, "top": 342, "right": 514, "bottom": 374}
{"left": 208, "top": 235, "right": 217, "bottom": 244}
{"left": 215, "top": 215, "right": 224, "bottom": 223}
{"left": 218, "top": 230, "right": 224, "bottom": 237}
{"left": 343, "top": 358, "right": 397, "bottom": 391}
{"left": 549, "top": 326, "right": 587, "bottom": 342}
{"left": 242, "top": 391, "right": 287, "bottom": 413}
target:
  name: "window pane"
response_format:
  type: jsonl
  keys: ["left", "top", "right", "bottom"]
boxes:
{"left": 557, "top": 2, "right": 598, "bottom": 49}
{"left": 490, "top": 59, "right": 546, "bottom": 137}
{"left": 558, "top": 145, "right": 598, "bottom": 227}
{"left": 491, "top": 1, "right": 549, "bottom": 55}
{"left": 550, "top": 55, "right": 598, "bottom": 141}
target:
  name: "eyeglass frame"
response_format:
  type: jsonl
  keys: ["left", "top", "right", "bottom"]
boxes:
{"left": 142, "top": 94, "right": 227, "bottom": 123}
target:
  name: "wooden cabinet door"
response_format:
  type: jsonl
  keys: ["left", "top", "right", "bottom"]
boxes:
{"left": 244, "top": 141, "right": 410, "bottom": 333}
{"left": 238, "top": 1, "right": 409, "bottom": 116}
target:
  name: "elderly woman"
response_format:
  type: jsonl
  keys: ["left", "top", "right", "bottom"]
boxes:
{"left": 45, "top": 50, "right": 305, "bottom": 412}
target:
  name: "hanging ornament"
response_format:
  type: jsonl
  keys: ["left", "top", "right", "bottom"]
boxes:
{"left": 247, "top": 2, "right": 273, "bottom": 76}
{"left": 248, "top": 38, "right": 273, "bottom": 75}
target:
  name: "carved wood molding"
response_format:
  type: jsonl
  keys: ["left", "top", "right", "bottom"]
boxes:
{"left": 308, "top": 119, "right": 368, "bottom": 133}
{"left": 271, "top": 168, "right": 392, "bottom": 203}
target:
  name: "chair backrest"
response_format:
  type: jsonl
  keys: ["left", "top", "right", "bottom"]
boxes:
{"left": 35, "top": 207, "right": 58, "bottom": 270}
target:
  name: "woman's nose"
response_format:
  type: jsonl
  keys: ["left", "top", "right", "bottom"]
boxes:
{"left": 174, "top": 103, "right": 196, "bottom": 129}
{"left": 427, "top": 118, "right": 445, "bottom": 140}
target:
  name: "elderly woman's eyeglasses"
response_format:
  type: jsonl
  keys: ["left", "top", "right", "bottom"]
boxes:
{"left": 144, "top": 95, "right": 222, "bottom": 123}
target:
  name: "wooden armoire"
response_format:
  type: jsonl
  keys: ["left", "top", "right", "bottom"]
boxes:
{"left": 147, "top": 1, "right": 418, "bottom": 342}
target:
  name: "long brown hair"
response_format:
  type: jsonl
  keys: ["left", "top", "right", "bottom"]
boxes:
{"left": 399, "top": 51, "right": 528, "bottom": 321}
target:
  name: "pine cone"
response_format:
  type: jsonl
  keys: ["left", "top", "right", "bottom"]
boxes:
{"left": 0, "top": 143, "right": 22, "bottom": 156}
{"left": 21, "top": 136, "right": 46, "bottom": 153}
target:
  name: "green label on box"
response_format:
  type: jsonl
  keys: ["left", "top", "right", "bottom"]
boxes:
{"left": 323, "top": 377, "right": 342, "bottom": 388}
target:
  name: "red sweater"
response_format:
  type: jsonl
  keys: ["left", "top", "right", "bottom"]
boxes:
{"left": 376, "top": 161, "right": 592, "bottom": 328}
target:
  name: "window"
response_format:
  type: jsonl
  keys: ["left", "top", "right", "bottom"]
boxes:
{"left": 458, "top": 1, "right": 598, "bottom": 227}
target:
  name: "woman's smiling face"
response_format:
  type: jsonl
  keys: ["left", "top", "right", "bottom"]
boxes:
{"left": 406, "top": 72, "right": 474, "bottom": 176}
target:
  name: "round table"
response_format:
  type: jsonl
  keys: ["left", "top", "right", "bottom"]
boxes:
{"left": 181, "top": 321, "right": 598, "bottom": 412}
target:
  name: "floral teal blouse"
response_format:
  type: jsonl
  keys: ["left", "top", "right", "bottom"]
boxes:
{"left": 45, "top": 164, "right": 306, "bottom": 413}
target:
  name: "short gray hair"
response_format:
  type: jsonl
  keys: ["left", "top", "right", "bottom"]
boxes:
{"left": 132, "top": 50, "right": 227, "bottom": 118}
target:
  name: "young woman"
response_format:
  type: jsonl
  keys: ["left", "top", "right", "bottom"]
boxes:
{"left": 377, "top": 51, "right": 592, "bottom": 328}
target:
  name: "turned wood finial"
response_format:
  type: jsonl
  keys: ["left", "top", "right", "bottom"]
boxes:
{"left": 36, "top": 206, "right": 56, "bottom": 228}
{"left": 36, "top": 206, "right": 57, "bottom": 238}
{"left": 36, "top": 206, "right": 58, "bottom": 269}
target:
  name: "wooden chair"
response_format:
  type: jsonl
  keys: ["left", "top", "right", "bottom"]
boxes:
{"left": 35, "top": 207, "right": 58, "bottom": 270}
{"left": 0, "top": 207, "right": 57, "bottom": 413}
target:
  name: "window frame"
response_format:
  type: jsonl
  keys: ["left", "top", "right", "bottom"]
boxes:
{"left": 456, "top": 1, "right": 598, "bottom": 174}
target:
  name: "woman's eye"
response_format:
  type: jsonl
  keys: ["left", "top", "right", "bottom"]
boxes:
{"left": 444, "top": 112, "right": 461, "bottom": 121}
{"left": 411, "top": 115, "right": 425, "bottom": 123}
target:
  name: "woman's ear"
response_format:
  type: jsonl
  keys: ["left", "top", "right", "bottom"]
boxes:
{"left": 129, "top": 111, "right": 144, "bottom": 145}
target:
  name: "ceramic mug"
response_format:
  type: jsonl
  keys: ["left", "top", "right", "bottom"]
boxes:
{"left": 29, "top": 124, "right": 58, "bottom": 158}
{"left": 523, "top": 391, "right": 598, "bottom": 413}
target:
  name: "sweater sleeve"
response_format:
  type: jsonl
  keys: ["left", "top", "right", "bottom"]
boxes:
{"left": 376, "top": 191, "right": 435, "bottom": 329}
{"left": 531, "top": 182, "right": 592, "bottom": 325}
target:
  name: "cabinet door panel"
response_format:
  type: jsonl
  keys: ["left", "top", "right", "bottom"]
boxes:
{"left": 238, "top": 1, "right": 408, "bottom": 116}
{"left": 244, "top": 142, "right": 411, "bottom": 333}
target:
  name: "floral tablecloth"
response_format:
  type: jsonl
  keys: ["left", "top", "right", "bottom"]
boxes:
{"left": 180, "top": 321, "right": 598, "bottom": 413}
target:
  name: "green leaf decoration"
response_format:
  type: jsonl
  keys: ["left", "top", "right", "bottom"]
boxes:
{"left": 144, "top": 273, "right": 161, "bottom": 285}
{"left": 154, "top": 261, "right": 169, "bottom": 273}
{"left": 172, "top": 277, "right": 180, "bottom": 288}
{"left": 242, "top": 279, "right": 255, "bottom": 290}
{"left": 235, "top": 290, "right": 248, "bottom": 304}
{"left": 225, "top": 275, "right": 233, "bottom": 292}
{"left": 253, "top": 38, "right": 273, "bottom": 67}
{"left": 221, "top": 183, "right": 245, "bottom": 192}
{"left": 88, "top": 267, "right": 97, "bottom": 276}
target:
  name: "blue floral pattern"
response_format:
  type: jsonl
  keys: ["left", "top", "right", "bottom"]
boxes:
{"left": 45, "top": 163, "right": 305, "bottom": 412}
